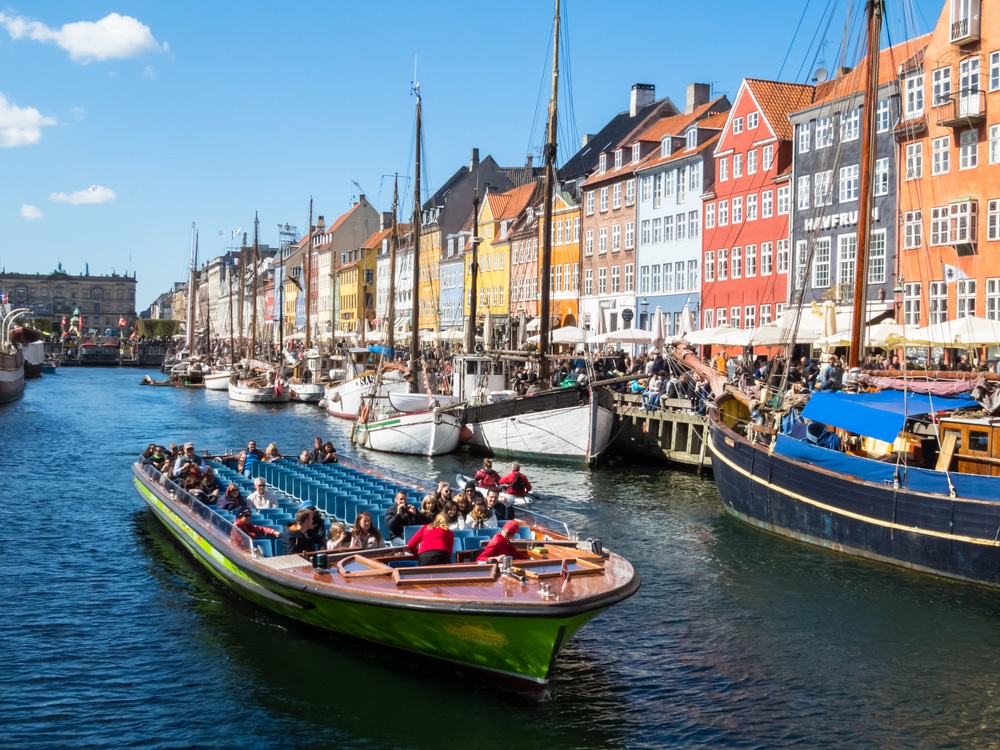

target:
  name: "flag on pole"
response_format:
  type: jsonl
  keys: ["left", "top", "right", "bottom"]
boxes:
{"left": 274, "top": 378, "right": 283, "bottom": 397}
{"left": 232, "top": 227, "right": 243, "bottom": 240}
{"left": 0, "top": 291, "right": 7, "bottom": 304}
{"left": 118, "top": 316, "right": 127, "bottom": 327}
{"left": 559, "top": 558, "right": 571, "bottom": 594}
{"left": 943, "top": 263, "right": 969, "bottom": 283}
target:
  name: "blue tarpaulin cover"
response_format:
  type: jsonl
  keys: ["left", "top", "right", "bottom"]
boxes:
{"left": 801, "top": 390, "right": 977, "bottom": 443}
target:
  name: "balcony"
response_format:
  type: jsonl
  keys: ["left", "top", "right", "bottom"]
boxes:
{"left": 938, "top": 90, "right": 986, "bottom": 128}
{"left": 950, "top": 1, "right": 981, "bottom": 45}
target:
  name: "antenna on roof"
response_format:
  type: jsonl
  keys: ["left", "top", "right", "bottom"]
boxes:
{"left": 813, "top": 67, "right": 829, "bottom": 83}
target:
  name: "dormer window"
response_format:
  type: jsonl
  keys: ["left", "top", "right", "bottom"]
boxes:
{"left": 661, "top": 136, "right": 671, "bottom": 158}
{"left": 614, "top": 149, "right": 623, "bottom": 169}
{"left": 598, "top": 153, "right": 607, "bottom": 173}
{"left": 632, "top": 143, "right": 640, "bottom": 163}
{"left": 685, "top": 128, "right": 697, "bottom": 150}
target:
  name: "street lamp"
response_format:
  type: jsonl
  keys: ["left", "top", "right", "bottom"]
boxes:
{"left": 640, "top": 296, "right": 648, "bottom": 330}
{"left": 893, "top": 275, "right": 904, "bottom": 321}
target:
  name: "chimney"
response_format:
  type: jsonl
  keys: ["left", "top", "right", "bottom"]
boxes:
{"left": 470, "top": 147, "right": 480, "bottom": 170}
{"left": 685, "top": 83, "right": 711, "bottom": 114}
{"left": 316, "top": 216, "right": 325, "bottom": 235}
{"left": 525, "top": 153, "right": 534, "bottom": 170}
{"left": 582, "top": 133, "right": 595, "bottom": 147}
{"left": 630, "top": 83, "right": 655, "bottom": 116}
{"left": 379, "top": 211, "right": 393, "bottom": 231}
{"left": 357, "top": 194, "right": 366, "bottom": 204}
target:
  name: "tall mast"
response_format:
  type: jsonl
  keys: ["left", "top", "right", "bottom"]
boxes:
{"left": 467, "top": 189, "right": 480, "bottom": 353}
{"left": 305, "top": 197, "right": 313, "bottom": 351}
{"left": 387, "top": 175, "right": 399, "bottom": 353}
{"left": 186, "top": 222, "right": 197, "bottom": 353}
{"left": 227, "top": 258, "right": 234, "bottom": 364}
{"left": 539, "top": 0, "right": 560, "bottom": 384}
{"left": 848, "top": 0, "right": 883, "bottom": 369}
{"left": 238, "top": 232, "right": 247, "bottom": 357}
{"left": 251, "top": 213, "right": 259, "bottom": 361}
{"left": 409, "top": 84, "right": 423, "bottom": 394}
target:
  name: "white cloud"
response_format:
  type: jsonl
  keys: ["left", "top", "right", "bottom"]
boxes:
{"left": 0, "top": 93, "right": 57, "bottom": 147}
{"left": 0, "top": 12, "right": 168, "bottom": 63}
{"left": 50, "top": 185, "right": 116, "bottom": 204}
{"left": 20, "top": 204, "right": 43, "bottom": 220}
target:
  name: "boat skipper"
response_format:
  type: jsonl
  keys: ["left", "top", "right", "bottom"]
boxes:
{"left": 172, "top": 442, "right": 205, "bottom": 479}
{"left": 499, "top": 462, "right": 532, "bottom": 497}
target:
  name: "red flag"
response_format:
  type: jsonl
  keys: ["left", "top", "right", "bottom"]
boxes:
{"left": 274, "top": 378, "right": 283, "bottom": 397}
{"left": 559, "top": 558, "right": 571, "bottom": 594}
{"left": 118, "top": 316, "right": 127, "bottom": 327}
{"left": 61, "top": 316, "right": 67, "bottom": 326}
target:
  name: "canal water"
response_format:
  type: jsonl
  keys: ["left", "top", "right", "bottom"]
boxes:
{"left": 5, "top": 367, "right": 1000, "bottom": 749}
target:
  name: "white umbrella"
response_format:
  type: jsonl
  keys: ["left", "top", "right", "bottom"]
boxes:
{"left": 482, "top": 309, "right": 493, "bottom": 350}
{"left": 651, "top": 306, "right": 667, "bottom": 348}
{"left": 604, "top": 327, "right": 653, "bottom": 344}
{"left": 820, "top": 300, "right": 838, "bottom": 359}
{"left": 908, "top": 316, "right": 1000, "bottom": 347}
{"left": 517, "top": 309, "right": 527, "bottom": 349}
{"left": 684, "top": 325, "right": 752, "bottom": 347}
{"left": 814, "top": 321, "right": 908, "bottom": 349}
{"left": 528, "top": 325, "right": 590, "bottom": 345}
{"left": 677, "top": 304, "right": 695, "bottom": 339}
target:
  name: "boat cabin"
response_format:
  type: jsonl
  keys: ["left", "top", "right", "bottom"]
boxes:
{"left": 937, "top": 417, "right": 1000, "bottom": 476}
{"left": 451, "top": 354, "right": 510, "bottom": 403}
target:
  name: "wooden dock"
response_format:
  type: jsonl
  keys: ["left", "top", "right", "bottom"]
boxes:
{"left": 609, "top": 393, "right": 712, "bottom": 472}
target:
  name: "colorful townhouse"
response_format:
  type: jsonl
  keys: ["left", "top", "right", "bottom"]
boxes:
{"left": 895, "top": 0, "right": 1000, "bottom": 333}
{"left": 701, "top": 79, "right": 816, "bottom": 331}
{"left": 548, "top": 188, "right": 583, "bottom": 330}
{"left": 634, "top": 93, "right": 730, "bottom": 336}
{"left": 322, "top": 196, "right": 379, "bottom": 334}
{"left": 337, "top": 222, "right": 388, "bottom": 335}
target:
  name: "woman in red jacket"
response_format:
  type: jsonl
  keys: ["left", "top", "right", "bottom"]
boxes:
{"left": 476, "top": 520, "right": 529, "bottom": 563}
{"left": 406, "top": 514, "right": 455, "bottom": 566}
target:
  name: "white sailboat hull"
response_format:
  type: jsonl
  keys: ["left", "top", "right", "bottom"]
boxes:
{"left": 290, "top": 382, "right": 325, "bottom": 402}
{"left": 325, "top": 372, "right": 408, "bottom": 419}
{"left": 354, "top": 409, "right": 463, "bottom": 456}
{"left": 228, "top": 379, "right": 291, "bottom": 403}
{"left": 203, "top": 371, "right": 231, "bottom": 391}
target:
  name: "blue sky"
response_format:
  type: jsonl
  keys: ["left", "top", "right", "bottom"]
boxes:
{"left": 1, "top": 0, "right": 943, "bottom": 310}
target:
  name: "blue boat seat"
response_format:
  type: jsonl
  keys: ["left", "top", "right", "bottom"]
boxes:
{"left": 403, "top": 525, "right": 424, "bottom": 544}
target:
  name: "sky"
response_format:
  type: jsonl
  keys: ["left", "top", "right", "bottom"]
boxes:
{"left": 0, "top": 0, "right": 944, "bottom": 311}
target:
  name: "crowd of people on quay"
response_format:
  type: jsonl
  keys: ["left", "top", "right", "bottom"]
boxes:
{"left": 140, "top": 439, "right": 534, "bottom": 566}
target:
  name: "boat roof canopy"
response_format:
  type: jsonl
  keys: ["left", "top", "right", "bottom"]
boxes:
{"left": 802, "top": 390, "right": 978, "bottom": 443}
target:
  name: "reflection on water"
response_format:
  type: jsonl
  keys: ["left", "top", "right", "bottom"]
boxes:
{"left": 5, "top": 368, "right": 1000, "bottom": 748}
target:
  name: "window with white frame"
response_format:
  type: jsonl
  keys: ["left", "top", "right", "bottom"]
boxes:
{"left": 665, "top": 171, "right": 676, "bottom": 199}
{"left": 704, "top": 251, "right": 714, "bottom": 282}
{"left": 614, "top": 149, "right": 623, "bottom": 169}
{"left": 733, "top": 116, "right": 743, "bottom": 134}
{"left": 716, "top": 308, "right": 727, "bottom": 326}
{"left": 745, "top": 305, "right": 756, "bottom": 329}
{"left": 761, "top": 241, "right": 773, "bottom": 275}
{"left": 837, "top": 233, "right": 856, "bottom": 288}
{"left": 777, "top": 185, "right": 790, "bottom": 214}
{"left": 796, "top": 239, "right": 809, "bottom": 289}
{"left": 651, "top": 264, "right": 661, "bottom": 292}
{"left": 676, "top": 213, "right": 687, "bottom": 241}
{"left": 686, "top": 128, "right": 698, "bottom": 149}
{"left": 598, "top": 267, "right": 607, "bottom": 294}
{"left": 815, "top": 171, "right": 833, "bottom": 207}
{"left": 960, "top": 128, "right": 978, "bottom": 169}
{"left": 574, "top": 217, "right": 580, "bottom": 242}
{"left": 730, "top": 307, "right": 742, "bottom": 329}
{"left": 704, "top": 308, "right": 715, "bottom": 328}
{"left": 654, "top": 217, "right": 664, "bottom": 243}
{"left": 816, "top": 116, "right": 834, "bottom": 148}
{"left": 640, "top": 265, "right": 650, "bottom": 293}
{"left": 745, "top": 244, "right": 757, "bottom": 277}
{"left": 733, "top": 153, "right": 743, "bottom": 178}
{"left": 747, "top": 149, "right": 757, "bottom": 175}
{"left": 992, "top": 51, "right": 1000, "bottom": 91}
{"left": 554, "top": 265, "right": 562, "bottom": 292}
{"left": 904, "top": 210, "right": 923, "bottom": 249}
{"left": 876, "top": 98, "right": 891, "bottom": 132}
{"left": 932, "top": 66, "right": 952, "bottom": 106}
{"left": 798, "top": 122, "right": 811, "bottom": 153}
{"left": 625, "top": 263, "right": 634, "bottom": 292}
{"left": 599, "top": 153, "right": 607, "bottom": 173}
{"left": 689, "top": 211, "right": 699, "bottom": 238}
{"left": 905, "top": 142, "right": 923, "bottom": 180}
{"left": 625, "top": 179, "right": 636, "bottom": 205}
{"left": 904, "top": 281, "right": 921, "bottom": 326}
{"left": 613, "top": 183, "right": 622, "bottom": 209}
{"left": 731, "top": 246, "right": 742, "bottom": 278}
{"left": 959, "top": 57, "right": 980, "bottom": 116}
{"left": 932, "top": 136, "right": 951, "bottom": 174}
{"left": 599, "top": 227, "right": 608, "bottom": 253}
{"left": 718, "top": 200, "right": 729, "bottom": 226}
{"left": 678, "top": 167, "right": 687, "bottom": 202}
{"left": 640, "top": 220, "right": 650, "bottom": 245}
{"left": 746, "top": 193, "right": 757, "bottom": 221}
{"left": 676, "top": 261, "right": 687, "bottom": 291}
{"left": 661, "top": 136, "right": 672, "bottom": 158}
{"left": 732, "top": 196, "right": 743, "bottom": 223}
{"left": 747, "top": 111, "right": 759, "bottom": 129}
{"left": 760, "top": 303, "right": 772, "bottom": 324}
{"left": 957, "top": 278, "right": 976, "bottom": 318}
{"left": 586, "top": 191, "right": 594, "bottom": 215}
{"left": 931, "top": 201, "right": 978, "bottom": 245}
{"left": 661, "top": 215, "right": 671, "bottom": 242}
{"left": 761, "top": 190, "right": 773, "bottom": 217}
{"left": 989, "top": 124, "right": 1000, "bottom": 164}
{"left": 641, "top": 176, "right": 652, "bottom": 202}
{"left": 612, "top": 224, "right": 621, "bottom": 252}
{"left": 797, "top": 175, "right": 811, "bottom": 210}
{"left": 556, "top": 220, "right": 563, "bottom": 245}
{"left": 989, "top": 199, "right": 1000, "bottom": 240}
{"left": 763, "top": 144, "right": 774, "bottom": 170}
{"left": 690, "top": 162, "right": 701, "bottom": 190}
{"left": 632, "top": 143, "right": 641, "bottom": 163}
{"left": 585, "top": 229, "right": 594, "bottom": 256}
{"left": 930, "top": 206, "right": 949, "bottom": 245}
{"left": 600, "top": 187, "right": 609, "bottom": 212}
{"left": 841, "top": 107, "right": 861, "bottom": 141}
{"left": 929, "top": 280, "right": 948, "bottom": 324}
{"left": 875, "top": 158, "right": 889, "bottom": 196}
{"left": 584, "top": 268, "right": 593, "bottom": 295}
{"left": 776, "top": 239, "right": 790, "bottom": 273}
{"left": 625, "top": 221, "right": 635, "bottom": 250}
{"left": 718, "top": 248, "right": 728, "bottom": 280}
{"left": 839, "top": 164, "right": 859, "bottom": 202}
{"left": 653, "top": 174, "right": 663, "bottom": 208}
{"left": 988, "top": 278, "right": 1000, "bottom": 319}
{"left": 705, "top": 203, "right": 715, "bottom": 228}
{"left": 611, "top": 265, "right": 620, "bottom": 293}
{"left": 689, "top": 260, "right": 698, "bottom": 290}
{"left": 904, "top": 72, "right": 925, "bottom": 119}
{"left": 719, "top": 157, "right": 728, "bottom": 182}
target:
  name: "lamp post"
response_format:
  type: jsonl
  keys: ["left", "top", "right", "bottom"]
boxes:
{"left": 893, "top": 275, "right": 904, "bottom": 322}
{"left": 640, "top": 296, "right": 649, "bottom": 330}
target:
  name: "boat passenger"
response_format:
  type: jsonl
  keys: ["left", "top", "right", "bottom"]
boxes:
{"left": 283, "top": 509, "right": 316, "bottom": 556}
{"left": 198, "top": 466, "right": 221, "bottom": 503}
{"left": 350, "top": 511, "right": 384, "bottom": 550}
{"left": 499, "top": 462, "right": 532, "bottom": 497}
{"left": 460, "top": 482, "right": 478, "bottom": 509}
{"left": 477, "top": 520, "right": 529, "bottom": 564}
{"left": 247, "top": 478, "right": 280, "bottom": 510}
{"left": 473, "top": 458, "right": 501, "bottom": 489}
{"left": 385, "top": 491, "right": 422, "bottom": 542}
{"left": 435, "top": 481, "right": 453, "bottom": 506}
{"left": 466, "top": 498, "right": 498, "bottom": 531}
{"left": 231, "top": 507, "right": 281, "bottom": 545}
{"left": 310, "top": 436, "right": 324, "bottom": 463}
{"left": 326, "top": 522, "right": 351, "bottom": 551}
{"left": 218, "top": 483, "right": 249, "bottom": 512}
{"left": 172, "top": 442, "right": 205, "bottom": 479}
{"left": 418, "top": 494, "right": 441, "bottom": 524}
{"left": 455, "top": 492, "right": 474, "bottom": 521}
{"left": 320, "top": 442, "right": 339, "bottom": 464}
{"left": 486, "top": 487, "right": 513, "bottom": 522}
{"left": 263, "top": 443, "right": 284, "bottom": 462}
{"left": 442, "top": 500, "right": 467, "bottom": 531}
{"left": 237, "top": 440, "right": 265, "bottom": 475}
{"left": 406, "top": 513, "right": 455, "bottom": 566}
{"left": 300, "top": 503, "right": 326, "bottom": 548}
{"left": 298, "top": 449, "right": 314, "bottom": 465}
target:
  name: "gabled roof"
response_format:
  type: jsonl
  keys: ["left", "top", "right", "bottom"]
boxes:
{"left": 635, "top": 132, "right": 722, "bottom": 173}
{"left": 742, "top": 78, "right": 816, "bottom": 141}
{"left": 361, "top": 227, "right": 392, "bottom": 250}
{"left": 811, "top": 34, "right": 931, "bottom": 107}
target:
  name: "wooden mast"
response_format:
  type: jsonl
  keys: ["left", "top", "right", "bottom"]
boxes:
{"left": 237, "top": 232, "right": 246, "bottom": 358}
{"left": 409, "top": 85, "right": 423, "bottom": 394}
{"left": 848, "top": 0, "right": 883, "bottom": 369}
{"left": 538, "top": 0, "right": 560, "bottom": 384}
{"left": 305, "top": 198, "right": 313, "bottom": 351}
{"left": 251, "top": 213, "right": 259, "bottom": 361}
{"left": 185, "top": 222, "right": 197, "bottom": 354}
{"left": 387, "top": 176, "right": 399, "bottom": 353}
{"left": 227, "top": 258, "right": 234, "bottom": 365}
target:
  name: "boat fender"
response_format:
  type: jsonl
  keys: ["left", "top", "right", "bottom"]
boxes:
{"left": 459, "top": 425, "right": 474, "bottom": 442}
{"left": 360, "top": 404, "right": 370, "bottom": 423}
{"left": 330, "top": 392, "right": 341, "bottom": 403}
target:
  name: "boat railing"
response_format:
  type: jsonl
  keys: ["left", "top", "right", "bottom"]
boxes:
{"left": 337, "top": 454, "right": 437, "bottom": 494}
{"left": 137, "top": 458, "right": 253, "bottom": 555}
{"left": 510, "top": 506, "right": 573, "bottom": 540}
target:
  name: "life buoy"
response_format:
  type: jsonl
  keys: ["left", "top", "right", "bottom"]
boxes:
{"left": 360, "top": 404, "right": 371, "bottom": 423}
